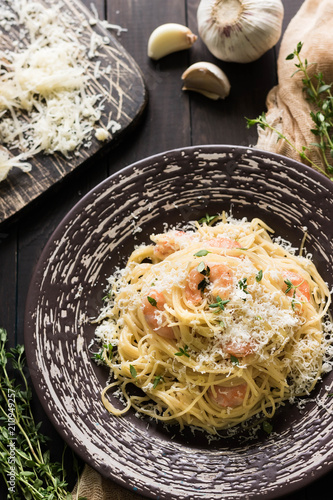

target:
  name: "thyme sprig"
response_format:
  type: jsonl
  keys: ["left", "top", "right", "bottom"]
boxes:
{"left": 0, "top": 328, "right": 85, "bottom": 500}
{"left": 209, "top": 296, "right": 230, "bottom": 312}
{"left": 246, "top": 41, "right": 333, "bottom": 181}
{"left": 174, "top": 345, "right": 190, "bottom": 357}
{"left": 198, "top": 213, "right": 218, "bottom": 225}
{"left": 284, "top": 278, "right": 303, "bottom": 310}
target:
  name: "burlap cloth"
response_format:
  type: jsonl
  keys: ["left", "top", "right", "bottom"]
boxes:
{"left": 256, "top": 0, "right": 333, "bottom": 174}
{"left": 72, "top": 1, "right": 333, "bottom": 499}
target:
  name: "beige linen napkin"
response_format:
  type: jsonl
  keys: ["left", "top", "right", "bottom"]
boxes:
{"left": 72, "top": 1, "right": 333, "bottom": 499}
{"left": 72, "top": 463, "right": 146, "bottom": 500}
{"left": 256, "top": 0, "right": 333, "bottom": 175}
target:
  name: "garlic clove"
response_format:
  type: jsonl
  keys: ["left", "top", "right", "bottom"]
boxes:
{"left": 197, "top": 0, "right": 284, "bottom": 64}
{"left": 181, "top": 61, "right": 230, "bottom": 100}
{"left": 147, "top": 23, "right": 197, "bottom": 60}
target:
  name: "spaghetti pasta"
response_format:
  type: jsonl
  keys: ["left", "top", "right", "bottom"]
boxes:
{"left": 94, "top": 215, "right": 333, "bottom": 433}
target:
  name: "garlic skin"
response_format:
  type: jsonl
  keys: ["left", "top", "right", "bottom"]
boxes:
{"left": 181, "top": 61, "right": 230, "bottom": 100}
{"left": 148, "top": 23, "right": 197, "bottom": 60}
{"left": 197, "top": 0, "right": 284, "bottom": 63}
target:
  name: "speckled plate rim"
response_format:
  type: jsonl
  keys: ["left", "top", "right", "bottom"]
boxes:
{"left": 24, "top": 145, "right": 333, "bottom": 500}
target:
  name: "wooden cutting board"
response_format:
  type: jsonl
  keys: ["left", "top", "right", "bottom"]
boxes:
{"left": 0, "top": 0, "right": 147, "bottom": 224}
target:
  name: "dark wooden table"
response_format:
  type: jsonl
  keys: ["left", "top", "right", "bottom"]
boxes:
{"left": 1, "top": 0, "right": 332, "bottom": 498}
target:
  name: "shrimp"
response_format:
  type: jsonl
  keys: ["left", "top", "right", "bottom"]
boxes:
{"left": 184, "top": 262, "right": 233, "bottom": 305}
{"left": 282, "top": 271, "right": 310, "bottom": 302}
{"left": 225, "top": 339, "right": 254, "bottom": 357}
{"left": 206, "top": 238, "right": 241, "bottom": 249}
{"left": 152, "top": 231, "right": 186, "bottom": 258}
{"left": 142, "top": 290, "right": 175, "bottom": 339}
{"left": 185, "top": 267, "right": 204, "bottom": 305}
{"left": 209, "top": 263, "right": 233, "bottom": 298}
{"left": 208, "top": 383, "right": 247, "bottom": 408}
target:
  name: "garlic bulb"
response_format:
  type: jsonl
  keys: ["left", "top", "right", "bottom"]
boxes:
{"left": 197, "top": 0, "right": 284, "bottom": 63}
{"left": 148, "top": 23, "right": 197, "bottom": 60}
{"left": 181, "top": 61, "right": 230, "bottom": 100}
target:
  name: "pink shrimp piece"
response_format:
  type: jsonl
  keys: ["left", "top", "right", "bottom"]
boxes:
{"left": 206, "top": 238, "right": 241, "bottom": 249}
{"left": 282, "top": 271, "right": 310, "bottom": 302}
{"left": 185, "top": 262, "right": 233, "bottom": 304}
{"left": 224, "top": 340, "right": 254, "bottom": 357}
{"left": 185, "top": 267, "right": 204, "bottom": 305}
{"left": 153, "top": 231, "right": 186, "bottom": 258}
{"left": 208, "top": 383, "right": 247, "bottom": 408}
{"left": 142, "top": 290, "right": 175, "bottom": 339}
{"left": 209, "top": 263, "right": 233, "bottom": 298}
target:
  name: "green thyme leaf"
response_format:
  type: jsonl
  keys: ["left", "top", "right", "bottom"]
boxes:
{"left": 230, "top": 355, "right": 239, "bottom": 366}
{"left": 238, "top": 277, "right": 249, "bottom": 294}
{"left": 284, "top": 279, "right": 293, "bottom": 294}
{"left": 198, "top": 278, "right": 209, "bottom": 292}
{"left": 198, "top": 213, "right": 218, "bottom": 225}
{"left": 209, "top": 296, "right": 230, "bottom": 312}
{"left": 130, "top": 364, "right": 137, "bottom": 378}
{"left": 102, "top": 290, "right": 112, "bottom": 301}
{"left": 153, "top": 375, "right": 164, "bottom": 389}
{"left": 197, "top": 261, "right": 206, "bottom": 273}
{"left": 175, "top": 345, "right": 190, "bottom": 357}
{"left": 262, "top": 420, "right": 273, "bottom": 434}
{"left": 147, "top": 296, "right": 157, "bottom": 307}
{"left": 256, "top": 270, "right": 263, "bottom": 282}
{"left": 103, "top": 343, "right": 114, "bottom": 359}
{"left": 197, "top": 261, "right": 210, "bottom": 278}
{"left": 194, "top": 249, "right": 211, "bottom": 257}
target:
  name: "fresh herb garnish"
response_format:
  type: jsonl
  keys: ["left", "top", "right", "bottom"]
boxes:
{"left": 246, "top": 41, "right": 333, "bottom": 181}
{"left": 256, "top": 270, "right": 263, "bottom": 282}
{"left": 262, "top": 420, "right": 273, "bottom": 434}
{"left": 129, "top": 364, "right": 137, "bottom": 378}
{"left": 102, "top": 289, "right": 112, "bottom": 301}
{"left": 175, "top": 345, "right": 190, "bottom": 357}
{"left": 198, "top": 213, "right": 218, "bottom": 225}
{"left": 230, "top": 355, "right": 239, "bottom": 366}
{"left": 198, "top": 278, "right": 209, "bottom": 292}
{"left": 92, "top": 348, "right": 104, "bottom": 363}
{"left": 194, "top": 249, "right": 211, "bottom": 257}
{"left": 147, "top": 296, "right": 157, "bottom": 307}
{"left": 197, "top": 262, "right": 211, "bottom": 292}
{"left": 0, "top": 328, "right": 85, "bottom": 500}
{"left": 197, "top": 260, "right": 209, "bottom": 276}
{"left": 238, "top": 277, "right": 249, "bottom": 294}
{"left": 284, "top": 279, "right": 296, "bottom": 295}
{"left": 209, "top": 296, "right": 230, "bottom": 312}
{"left": 92, "top": 342, "right": 114, "bottom": 364}
{"left": 284, "top": 278, "right": 303, "bottom": 310}
{"left": 153, "top": 375, "right": 164, "bottom": 389}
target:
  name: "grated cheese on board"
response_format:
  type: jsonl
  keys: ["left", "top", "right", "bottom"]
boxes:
{"left": 0, "top": 0, "right": 121, "bottom": 181}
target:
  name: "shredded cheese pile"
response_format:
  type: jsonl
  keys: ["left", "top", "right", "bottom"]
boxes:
{"left": 0, "top": 0, "right": 117, "bottom": 182}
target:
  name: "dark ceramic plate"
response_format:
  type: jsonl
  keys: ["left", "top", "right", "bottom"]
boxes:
{"left": 25, "top": 145, "right": 333, "bottom": 499}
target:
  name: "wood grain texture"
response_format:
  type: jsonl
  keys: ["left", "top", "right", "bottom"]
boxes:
{"left": 0, "top": 0, "right": 147, "bottom": 224}
{"left": 104, "top": 0, "right": 192, "bottom": 172}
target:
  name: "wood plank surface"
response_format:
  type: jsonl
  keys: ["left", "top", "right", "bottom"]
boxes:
{"left": 1, "top": 1, "right": 333, "bottom": 499}
{"left": 0, "top": 0, "right": 147, "bottom": 224}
